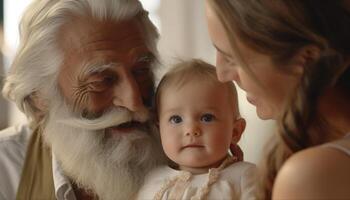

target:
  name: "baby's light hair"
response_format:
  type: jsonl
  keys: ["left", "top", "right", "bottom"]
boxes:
{"left": 155, "top": 59, "right": 240, "bottom": 120}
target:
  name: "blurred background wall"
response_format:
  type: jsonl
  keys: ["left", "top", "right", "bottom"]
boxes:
{"left": 0, "top": 0, "right": 273, "bottom": 163}
{"left": 0, "top": 0, "right": 8, "bottom": 130}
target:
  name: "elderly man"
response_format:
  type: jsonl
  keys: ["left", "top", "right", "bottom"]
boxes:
{"left": 0, "top": 0, "right": 165, "bottom": 199}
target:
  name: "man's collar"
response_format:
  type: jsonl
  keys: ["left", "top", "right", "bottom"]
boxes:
{"left": 52, "top": 153, "right": 77, "bottom": 200}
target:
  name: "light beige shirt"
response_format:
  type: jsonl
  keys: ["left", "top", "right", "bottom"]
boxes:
{"left": 323, "top": 133, "right": 350, "bottom": 156}
{"left": 0, "top": 124, "right": 76, "bottom": 200}
{"left": 137, "top": 161, "right": 258, "bottom": 200}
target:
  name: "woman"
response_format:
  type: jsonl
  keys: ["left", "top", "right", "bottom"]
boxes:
{"left": 205, "top": 0, "right": 350, "bottom": 199}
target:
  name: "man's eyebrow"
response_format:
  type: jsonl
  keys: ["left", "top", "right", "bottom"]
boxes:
{"left": 135, "top": 52, "right": 156, "bottom": 63}
{"left": 213, "top": 44, "right": 232, "bottom": 58}
{"left": 82, "top": 62, "right": 120, "bottom": 77}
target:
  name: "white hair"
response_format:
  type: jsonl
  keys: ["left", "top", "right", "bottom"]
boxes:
{"left": 2, "top": 0, "right": 159, "bottom": 125}
{"left": 44, "top": 94, "right": 164, "bottom": 200}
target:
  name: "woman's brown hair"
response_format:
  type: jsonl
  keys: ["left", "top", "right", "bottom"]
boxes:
{"left": 207, "top": 0, "right": 350, "bottom": 198}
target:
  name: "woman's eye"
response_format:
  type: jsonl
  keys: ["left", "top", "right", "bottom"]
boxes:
{"left": 223, "top": 57, "right": 236, "bottom": 67}
{"left": 201, "top": 113, "right": 216, "bottom": 122}
{"left": 169, "top": 115, "right": 182, "bottom": 124}
{"left": 219, "top": 52, "right": 236, "bottom": 66}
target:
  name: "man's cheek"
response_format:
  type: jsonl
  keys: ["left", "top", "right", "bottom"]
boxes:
{"left": 83, "top": 92, "right": 114, "bottom": 114}
{"left": 141, "top": 78, "right": 155, "bottom": 108}
{"left": 81, "top": 108, "right": 104, "bottom": 120}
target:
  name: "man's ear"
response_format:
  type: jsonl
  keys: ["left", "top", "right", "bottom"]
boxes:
{"left": 291, "top": 45, "right": 321, "bottom": 75}
{"left": 28, "top": 92, "right": 48, "bottom": 120}
{"left": 231, "top": 118, "right": 246, "bottom": 144}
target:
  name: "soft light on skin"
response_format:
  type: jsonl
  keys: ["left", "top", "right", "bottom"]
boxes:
{"left": 158, "top": 79, "right": 245, "bottom": 174}
{"left": 42, "top": 16, "right": 162, "bottom": 200}
{"left": 205, "top": 1, "right": 302, "bottom": 120}
{"left": 58, "top": 17, "right": 155, "bottom": 118}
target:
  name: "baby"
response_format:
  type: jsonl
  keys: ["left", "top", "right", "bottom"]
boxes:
{"left": 137, "top": 59, "right": 257, "bottom": 200}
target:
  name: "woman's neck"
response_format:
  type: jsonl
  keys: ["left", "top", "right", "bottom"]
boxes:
{"left": 319, "top": 86, "right": 350, "bottom": 136}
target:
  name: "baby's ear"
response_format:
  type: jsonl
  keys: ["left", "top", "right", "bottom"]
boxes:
{"left": 231, "top": 118, "right": 246, "bottom": 144}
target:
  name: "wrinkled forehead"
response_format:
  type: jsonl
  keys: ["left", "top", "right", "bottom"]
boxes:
{"left": 59, "top": 16, "right": 145, "bottom": 52}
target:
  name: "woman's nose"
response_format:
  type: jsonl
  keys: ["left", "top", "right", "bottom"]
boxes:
{"left": 215, "top": 53, "right": 240, "bottom": 83}
{"left": 216, "top": 67, "right": 239, "bottom": 83}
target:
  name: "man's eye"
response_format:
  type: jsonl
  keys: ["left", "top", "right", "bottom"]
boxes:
{"left": 201, "top": 113, "right": 216, "bottom": 122}
{"left": 169, "top": 115, "right": 182, "bottom": 124}
{"left": 133, "top": 66, "right": 151, "bottom": 76}
{"left": 133, "top": 54, "right": 155, "bottom": 76}
{"left": 137, "top": 54, "right": 155, "bottom": 63}
{"left": 89, "top": 76, "right": 116, "bottom": 92}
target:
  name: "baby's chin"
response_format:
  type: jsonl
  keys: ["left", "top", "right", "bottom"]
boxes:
{"left": 174, "top": 156, "right": 228, "bottom": 174}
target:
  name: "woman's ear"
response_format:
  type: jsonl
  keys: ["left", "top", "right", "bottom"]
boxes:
{"left": 292, "top": 45, "right": 321, "bottom": 75}
{"left": 231, "top": 118, "right": 246, "bottom": 144}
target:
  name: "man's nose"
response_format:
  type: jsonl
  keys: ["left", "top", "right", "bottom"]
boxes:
{"left": 112, "top": 71, "right": 145, "bottom": 112}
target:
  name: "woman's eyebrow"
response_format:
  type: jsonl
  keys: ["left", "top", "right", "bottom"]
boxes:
{"left": 213, "top": 44, "right": 233, "bottom": 58}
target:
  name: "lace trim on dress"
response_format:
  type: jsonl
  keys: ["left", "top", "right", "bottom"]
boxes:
{"left": 153, "top": 155, "right": 237, "bottom": 200}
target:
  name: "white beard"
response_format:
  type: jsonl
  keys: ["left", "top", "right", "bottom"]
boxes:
{"left": 42, "top": 97, "right": 164, "bottom": 200}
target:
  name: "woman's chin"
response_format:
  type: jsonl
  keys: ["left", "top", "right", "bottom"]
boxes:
{"left": 256, "top": 107, "right": 275, "bottom": 120}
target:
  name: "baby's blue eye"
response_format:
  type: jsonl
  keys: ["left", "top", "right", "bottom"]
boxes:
{"left": 169, "top": 115, "right": 182, "bottom": 124}
{"left": 201, "top": 113, "right": 215, "bottom": 122}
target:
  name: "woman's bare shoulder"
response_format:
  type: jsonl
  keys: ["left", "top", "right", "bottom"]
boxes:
{"left": 272, "top": 146, "right": 350, "bottom": 199}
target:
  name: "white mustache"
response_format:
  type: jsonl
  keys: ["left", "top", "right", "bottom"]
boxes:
{"left": 57, "top": 107, "right": 149, "bottom": 131}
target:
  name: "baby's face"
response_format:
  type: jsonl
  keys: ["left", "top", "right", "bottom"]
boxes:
{"left": 158, "top": 80, "right": 238, "bottom": 172}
